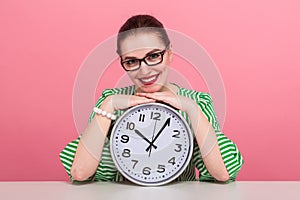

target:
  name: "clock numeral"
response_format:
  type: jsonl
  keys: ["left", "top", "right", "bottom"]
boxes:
{"left": 157, "top": 164, "right": 165, "bottom": 173}
{"left": 150, "top": 112, "right": 161, "bottom": 121}
{"left": 172, "top": 130, "right": 180, "bottom": 138}
{"left": 174, "top": 144, "right": 182, "bottom": 152}
{"left": 120, "top": 135, "right": 129, "bottom": 143}
{"left": 139, "top": 114, "right": 145, "bottom": 122}
{"left": 168, "top": 157, "right": 176, "bottom": 165}
{"left": 126, "top": 122, "right": 135, "bottom": 130}
{"left": 122, "top": 148, "right": 131, "bottom": 158}
{"left": 131, "top": 159, "right": 138, "bottom": 169}
{"left": 142, "top": 167, "right": 151, "bottom": 175}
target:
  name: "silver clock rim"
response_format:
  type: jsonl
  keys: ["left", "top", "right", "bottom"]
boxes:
{"left": 110, "top": 102, "right": 194, "bottom": 186}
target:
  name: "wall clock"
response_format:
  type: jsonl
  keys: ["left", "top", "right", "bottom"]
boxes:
{"left": 110, "top": 102, "right": 193, "bottom": 186}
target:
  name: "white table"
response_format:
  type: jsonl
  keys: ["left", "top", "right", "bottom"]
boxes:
{"left": 1, "top": 181, "right": 299, "bottom": 200}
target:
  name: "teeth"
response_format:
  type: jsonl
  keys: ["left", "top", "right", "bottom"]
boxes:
{"left": 141, "top": 75, "right": 157, "bottom": 83}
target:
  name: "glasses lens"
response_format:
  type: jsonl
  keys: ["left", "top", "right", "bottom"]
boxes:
{"left": 121, "top": 49, "right": 165, "bottom": 71}
{"left": 145, "top": 52, "right": 163, "bottom": 65}
{"left": 122, "top": 59, "right": 139, "bottom": 71}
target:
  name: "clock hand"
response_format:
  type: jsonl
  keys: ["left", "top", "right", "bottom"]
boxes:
{"left": 134, "top": 129, "right": 157, "bottom": 149}
{"left": 146, "top": 117, "right": 171, "bottom": 152}
{"left": 148, "top": 119, "right": 157, "bottom": 157}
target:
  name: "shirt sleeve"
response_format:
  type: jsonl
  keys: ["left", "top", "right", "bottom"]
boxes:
{"left": 192, "top": 92, "right": 244, "bottom": 183}
{"left": 59, "top": 88, "right": 116, "bottom": 183}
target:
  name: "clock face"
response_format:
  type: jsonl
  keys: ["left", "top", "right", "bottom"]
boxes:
{"left": 110, "top": 102, "right": 193, "bottom": 186}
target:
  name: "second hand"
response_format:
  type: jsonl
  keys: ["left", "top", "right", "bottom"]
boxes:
{"left": 148, "top": 120, "right": 157, "bottom": 157}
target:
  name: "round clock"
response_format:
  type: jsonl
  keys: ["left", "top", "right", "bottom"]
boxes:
{"left": 110, "top": 102, "right": 193, "bottom": 186}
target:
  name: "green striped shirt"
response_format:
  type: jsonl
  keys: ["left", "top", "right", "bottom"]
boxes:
{"left": 59, "top": 84, "right": 244, "bottom": 183}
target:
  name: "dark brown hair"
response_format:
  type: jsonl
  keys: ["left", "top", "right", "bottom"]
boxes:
{"left": 116, "top": 14, "right": 170, "bottom": 55}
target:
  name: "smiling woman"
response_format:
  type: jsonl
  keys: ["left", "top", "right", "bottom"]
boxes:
{"left": 119, "top": 32, "right": 173, "bottom": 93}
{"left": 59, "top": 14, "right": 244, "bottom": 184}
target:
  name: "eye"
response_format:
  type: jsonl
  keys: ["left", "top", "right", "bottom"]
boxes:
{"left": 124, "top": 59, "right": 138, "bottom": 66}
{"left": 147, "top": 53, "right": 160, "bottom": 60}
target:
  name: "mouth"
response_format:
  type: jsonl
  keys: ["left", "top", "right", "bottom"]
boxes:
{"left": 139, "top": 74, "right": 160, "bottom": 85}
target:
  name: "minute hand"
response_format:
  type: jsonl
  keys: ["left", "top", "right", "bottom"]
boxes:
{"left": 146, "top": 117, "right": 171, "bottom": 152}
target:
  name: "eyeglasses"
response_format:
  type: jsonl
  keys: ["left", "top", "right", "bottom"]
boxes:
{"left": 120, "top": 48, "right": 168, "bottom": 71}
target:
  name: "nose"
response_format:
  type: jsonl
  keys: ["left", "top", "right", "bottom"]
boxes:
{"left": 139, "top": 60, "right": 151, "bottom": 74}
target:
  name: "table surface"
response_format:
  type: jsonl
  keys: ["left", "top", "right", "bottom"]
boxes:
{"left": 1, "top": 181, "right": 299, "bottom": 200}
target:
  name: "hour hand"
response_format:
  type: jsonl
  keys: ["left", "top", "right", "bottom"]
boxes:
{"left": 134, "top": 129, "right": 157, "bottom": 149}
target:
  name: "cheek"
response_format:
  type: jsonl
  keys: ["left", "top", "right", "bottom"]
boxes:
{"left": 127, "top": 72, "right": 137, "bottom": 81}
{"left": 162, "top": 68, "right": 169, "bottom": 81}
{"left": 160, "top": 64, "right": 169, "bottom": 75}
{"left": 156, "top": 65, "right": 169, "bottom": 83}
{"left": 164, "top": 53, "right": 172, "bottom": 65}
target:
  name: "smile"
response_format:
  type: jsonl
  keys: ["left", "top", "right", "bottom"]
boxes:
{"left": 139, "top": 74, "right": 159, "bottom": 85}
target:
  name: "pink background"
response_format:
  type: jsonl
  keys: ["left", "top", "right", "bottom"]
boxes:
{"left": 1, "top": 0, "right": 299, "bottom": 181}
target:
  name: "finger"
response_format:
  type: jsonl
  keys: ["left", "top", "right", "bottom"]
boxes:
{"left": 111, "top": 94, "right": 155, "bottom": 110}
{"left": 135, "top": 92, "right": 147, "bottom": 97}
{"left": 136, "top": 92, "right": 183, "bottom": 110}
{"left": 136, "top": 92, "right": 166, "bottom": 96}
{"left": 136, "top": 92, "right": 164, "bottom": 101}
{"left": 130, "top": 96, "right": 156, "bottom": 107}
{"left": 148, "top": 93, "right": 183, "bottom": 109}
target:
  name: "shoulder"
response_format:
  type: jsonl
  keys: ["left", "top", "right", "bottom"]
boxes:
{"left": 178, "top": 86, "right": 213, "bottom": 105}
{"left": 100, "top": 85, "right": 135, "bottom": 96}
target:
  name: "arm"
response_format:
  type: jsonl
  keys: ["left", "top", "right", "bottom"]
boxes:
{"left": 191, "top": 93, "right": 244, "bottom": 182}
{"left": 186, "top": 101, "right": 231, "bottom": 182}
{"left": 59, "top": 88, "right": 116, "bottom": 182}
{"left": 59, "top": 89, "right": 156, "bottom": 182}
{"left": 195, "top": 131, "right": 244, "bottom": 182}
{"left": 70, "top": 99, "right": 114, "bottom": 181}
{"left": 135, "top": 90, "right": 244, "bottom": 182}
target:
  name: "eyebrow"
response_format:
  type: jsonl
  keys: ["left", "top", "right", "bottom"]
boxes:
{"left": 122, "top": 48, "right": 162, "bottom": 60}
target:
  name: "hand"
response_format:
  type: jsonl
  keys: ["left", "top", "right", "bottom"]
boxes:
{"left": 134, "top": 129, "right": 157, "bottom": 149}
{"left": 136, "top": 90, "right": 196, "bottom": 113}
{"left": 146, "top": 117, "right": 171, "bottom": 152}
{"left": 103, "top": 94, "right": 156, "bottom": 111}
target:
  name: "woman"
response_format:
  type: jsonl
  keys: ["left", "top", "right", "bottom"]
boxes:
{"left": 60, "top": 14, "right": 244, "bottom": 183}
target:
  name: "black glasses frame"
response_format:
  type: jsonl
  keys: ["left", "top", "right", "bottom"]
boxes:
{"left": 120, "top": 48, "right": 168, "bottom": 71}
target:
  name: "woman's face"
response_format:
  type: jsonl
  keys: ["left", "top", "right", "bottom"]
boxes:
{"left": 119, "top": 33, "right": 173, "bottom": 93}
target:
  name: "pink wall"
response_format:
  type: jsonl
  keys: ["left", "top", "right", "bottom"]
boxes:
{"left": 1, "top": 0, "right": 299, "bottom": 181}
